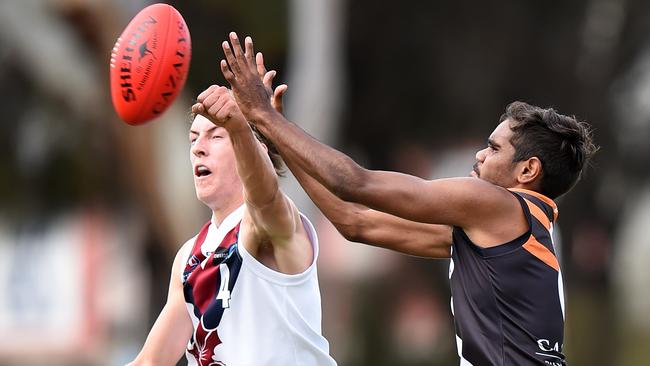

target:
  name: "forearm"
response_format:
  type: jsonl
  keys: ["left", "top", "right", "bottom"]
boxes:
{"left": 131, "top": 303, "right": 190, "bottom": 366}
{"left": 228, "top": 124, "right": 279, "bottom": 208}
{"left": 220, "top": 34, "right": 367, "bottom": 206}
{"left": 250, "top": 109, "right": 365, "bottom": 202}
{"left": 221, "top": 34, "right": 488, "bottom": 228}
{"left": 285, "top": 150, "right": 452, "bottom": 258}
{"left": 227, "top": 121, "right": 297, "bottom": 241}
{"left": 283, "top": 150, "right": 361, "bottom": 235}
{"left": 248, "top": 109, "right": 496, "bottom": 227}
{"left": 130, "top": 246, "right": 193, "bottom": 365}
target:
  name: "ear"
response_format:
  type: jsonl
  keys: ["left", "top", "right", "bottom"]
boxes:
{"left": 257, "top": 139, "right": 269, "bottom": 153}
{"left": 516, "top": 157, "right": 543, "bottom": 185}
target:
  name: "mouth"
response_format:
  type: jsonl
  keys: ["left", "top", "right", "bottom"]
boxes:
{"left": 194, "top": 164, "right": 212, "bottom": 178}
{"left": 471, "top": 163, "right": 480, "bottom": 178}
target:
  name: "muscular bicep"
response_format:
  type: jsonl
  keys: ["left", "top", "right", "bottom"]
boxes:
{"left": 342, "top": 207, "right": 452, "bottom": 258}
{"left": 288, "top": 157, "right": 451, "bottom": 258}
{"left": 351, "top": 171, "right": 515, "bottom": 228}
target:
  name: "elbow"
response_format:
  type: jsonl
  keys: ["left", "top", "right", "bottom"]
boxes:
{"left": 334, "top": 224, "right": 364, "bottom": 243}
{"left": 331, "top": 211, "right": 368, "bottom": 243}
{"left": 335, "top": 223, "right": 363, "bottom": 242}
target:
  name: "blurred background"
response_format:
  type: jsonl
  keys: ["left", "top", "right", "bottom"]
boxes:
{"left": 0, "top": 0, "right": 648, "bottom": 365}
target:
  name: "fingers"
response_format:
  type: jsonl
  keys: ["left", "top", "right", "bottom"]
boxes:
{"left": 221, "top": 31, "right": 279, "bottom": 118}
{"left": 229, "top": 32, "right": 246, "bottom": 67}
{"left": 194, "top": 86, "right": 234, "bottom": 123}
{"left": 262, "top": 70, "right": 277, "bottom": 91}
{"left": 196, "top": 85, "right": 217, "bottom": 103}
{"left": 222, "top": 40, "right": 240, "bottom": 75}
{"left": 221, "top": 59, "right": 236, "bottom": 86}
{"left": 244, "top": 36, "right": 255, "bottom": 66}
{"left": 207, "top": 98, "right": 229, "bottom": 120}
{"left": 257, "top": 52, "right": 276, "bottom": 91}
{"left": 272, "top": 84, "right": 288, "bottom": 115}
{"left": 202, "top": 89, "right": 226, "bottom": 115}
{"left": 256, "top": 52, "right": 267, "bottom": 78}
{"left": 274, "top": 84, "right": 288, "bottom": 99}
{"left": 191, "top": 102, "right": 204, "bottom": 114}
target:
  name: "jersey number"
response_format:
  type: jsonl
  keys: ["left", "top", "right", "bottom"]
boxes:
{"left": 216, "top": 264, "right": 231, "bottom": 308}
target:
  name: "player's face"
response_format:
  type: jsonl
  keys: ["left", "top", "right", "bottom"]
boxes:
{"left": 472, "top": 120, "right": 519, "bottom": 188}
{"left": 189, "top": 115, "right": 242, "bottom": 209}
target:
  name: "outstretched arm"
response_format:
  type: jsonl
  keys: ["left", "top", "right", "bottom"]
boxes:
{"left": 128, "top": 243, "right": 193, "bottom": 366}
{"left": 192, "top": 86, "right": 311, "bottom": 274}
{"left": 254, "top": 65, "right": 452, "bottom": 258}
{"left": 220, "top": 32, "right": 518, "bottom": 235}
{"left": 294, "top": 161, "right": 452, "bottom": 258}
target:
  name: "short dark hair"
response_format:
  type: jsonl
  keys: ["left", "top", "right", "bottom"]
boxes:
{"left": 249, "top": 123, "right": 286, "bottom": 177}
{"left": 189, "top": 111, "right": 285, "bottom": 176}
{"left": 500, "top": 101, "right": 598, "bottom": 199}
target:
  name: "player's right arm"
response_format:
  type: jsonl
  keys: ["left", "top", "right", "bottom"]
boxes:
{"left": 293, "top": 162, "right": 452, "bottom": 258}
{"left": 127, "top": 242, "right": 193, "bottom": 366}
{"left": 221, "top": 33, "right": 523, "bottom": 247}
{"left": 257, "top": 65, "right": 452, "bottom": 258}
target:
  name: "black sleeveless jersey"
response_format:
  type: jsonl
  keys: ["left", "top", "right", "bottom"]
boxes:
{"left": 449, "top": 189, "right": 566, "bottom": 366}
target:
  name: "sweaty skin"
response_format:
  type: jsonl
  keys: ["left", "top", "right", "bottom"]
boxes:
{"left": 127, "top": 73, "right": 315, "bottom": 366}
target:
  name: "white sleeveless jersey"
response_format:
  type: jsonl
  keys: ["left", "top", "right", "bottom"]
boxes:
{"left": 181, "top": 205, "right": 336, "bottom": 366}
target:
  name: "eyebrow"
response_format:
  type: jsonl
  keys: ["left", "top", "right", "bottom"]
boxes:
{"left": 488, "top": 138, "right": 500, "bottom": 148}
{"left": 189, "top": 126, "right": 218, "bottom": 136}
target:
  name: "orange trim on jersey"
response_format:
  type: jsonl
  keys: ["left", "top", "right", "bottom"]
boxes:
{"left": 509, "top": 188, "right": 558, "bottom": 221}
{"left": 523, "top": 198, "right": 551, "bottom": 230}
{"left": 522, "top": 236, "right": 559, "bottom": 272}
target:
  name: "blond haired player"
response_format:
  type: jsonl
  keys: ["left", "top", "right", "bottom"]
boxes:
{"left": 128, "top": 73, "right": 336, "bottom": 365}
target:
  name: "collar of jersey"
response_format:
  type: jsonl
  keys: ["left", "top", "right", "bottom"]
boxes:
{"left": 200, "top": 204, "right": 245, "bottom": 261}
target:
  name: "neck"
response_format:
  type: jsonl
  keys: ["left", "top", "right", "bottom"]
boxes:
{"left": 511, "top": 181, "right": 541, "bottom": 194}
{"left": 211, "top": 198, "right": 244, "bottom": 227}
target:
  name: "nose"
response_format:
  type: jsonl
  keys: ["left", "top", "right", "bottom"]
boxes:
{"left": 475, "top": 147, "right": 487, "bottom": 162}
{"left": 191, "top": 136, "right": 207, "bottom": 157}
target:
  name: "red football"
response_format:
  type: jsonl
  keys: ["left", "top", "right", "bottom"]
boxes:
{"left": 110, "top": 3, "right": 191, "bottom": 125}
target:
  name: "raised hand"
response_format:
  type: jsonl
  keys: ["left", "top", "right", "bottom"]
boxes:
{"left": 191, "top": 85, "right": 247, "bottom": 133}
{"left": 255, "top": 52, "right": 288, "bottom": 115}
{"left": 221, "top": 32, "right": 281, "bottom": 122}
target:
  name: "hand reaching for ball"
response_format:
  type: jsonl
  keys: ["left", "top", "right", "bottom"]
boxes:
{"left": 192, "top": 86, "right": 248, "bottom": 133}
{"left": 220, "top": 32, "right": 287, "bottom": 123}
{"left": 192, "top": 34, "right": 287, "bottom": 130}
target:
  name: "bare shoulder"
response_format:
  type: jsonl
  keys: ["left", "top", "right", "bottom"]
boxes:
{"left": 423, "top": 177, "right": 520, "bottom": 221}
{"left": 460, "top": 177, "right": 522, "bottom": 213}
{"left": 441, "top": 178, "right": 529, "bottom": 248}
{"left": 428, "top": 177, "right": 514, "bottom": 199}
{"left": 356, "top": 171, "right": 522, "bottom": 228}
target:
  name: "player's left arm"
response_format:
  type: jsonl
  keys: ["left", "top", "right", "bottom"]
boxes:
{"left": 192, "top": 87, "right": 311, "bottom": 275}
{"left": 251, "top": 62, "right": 452, "bottom": 259}
{"left": 219, "top": 33, "right": 520, "bottom": 237}
{"left": 127, "top": 241, "right": 194, "bottom": 366}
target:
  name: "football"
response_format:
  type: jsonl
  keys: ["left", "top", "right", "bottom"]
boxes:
{"left": 110, "top": 3, "right": 191, "bottom": 125}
